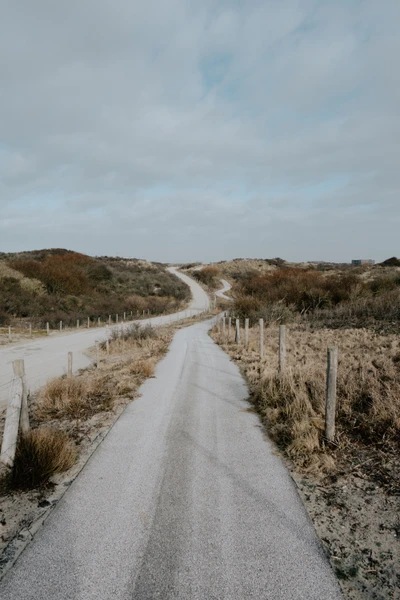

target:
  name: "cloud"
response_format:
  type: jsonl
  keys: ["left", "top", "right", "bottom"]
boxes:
{"left": 0, "top": 0, "right": 398, "bottom": 262}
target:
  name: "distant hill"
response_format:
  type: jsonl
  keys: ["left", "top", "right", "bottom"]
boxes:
{"left": 0, "top": 249, "right": 189, "bottom": 327}
{"left": 380, "top": 257, "right": 400, "bottom": 267}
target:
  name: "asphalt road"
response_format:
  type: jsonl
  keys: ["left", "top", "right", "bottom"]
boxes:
{"left": 0, "top": 268, "right": 209, "bottom": 410}
{"left": 215, "top": 279, "right": 233, "bottom": 301}
{"left": 0, "top": 317, "right": 342, "bottom": 598}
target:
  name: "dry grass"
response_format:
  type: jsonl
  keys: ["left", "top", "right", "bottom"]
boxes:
{"left": 36, "top": 376, "right": 113, "bottom": 421}
{"left": 212, "top": 324, "right": 400, "bottom": 471}
{"left": 8, "top": 428, "right": 77, "bottom": 489}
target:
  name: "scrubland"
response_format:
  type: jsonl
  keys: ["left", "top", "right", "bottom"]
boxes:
{"left": 0, "top": 249, "right": 189, "bottom": 329}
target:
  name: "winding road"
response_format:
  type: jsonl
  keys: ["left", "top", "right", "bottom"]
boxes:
{"left": 215, "top": 279, "right": 233, "bottom": 301}
{"left": 0, "top": 268, "right": 209, "bottom": 411}
{"left": 0, "top": 271, "right": 342, "bottom": 599}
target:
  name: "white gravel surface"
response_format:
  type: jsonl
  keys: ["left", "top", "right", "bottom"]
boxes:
{"left": 0, "top": 268, "right": 209, "bottom": 410}
{"left": 215, "top": 279, "right": 233, "bottom": 301}
{"left": 0, "top": 317, "right": 342, "bottom": 599}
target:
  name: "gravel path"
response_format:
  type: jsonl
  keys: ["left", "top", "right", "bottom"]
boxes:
{"left": 0, "top": 319, "right": 342, "bottom": 599}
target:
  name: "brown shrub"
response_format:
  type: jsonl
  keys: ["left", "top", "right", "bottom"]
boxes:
{"left": 9, "top": 428, "right": 76, "bottom": 489}
{"left": 193, "top": 266, "right": 220, "bottom": 287}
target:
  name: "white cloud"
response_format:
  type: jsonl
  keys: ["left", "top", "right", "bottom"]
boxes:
{"left": 0, "top": 0, "right": 399, "bottom": 262}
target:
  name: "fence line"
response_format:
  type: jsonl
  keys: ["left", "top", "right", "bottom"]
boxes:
{"left": 222, "top": 317, "right": 339, "bottom": 443}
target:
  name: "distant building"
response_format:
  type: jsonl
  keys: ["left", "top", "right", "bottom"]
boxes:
{"left": 352, "top": 259, "right": 375, "bottom": 266}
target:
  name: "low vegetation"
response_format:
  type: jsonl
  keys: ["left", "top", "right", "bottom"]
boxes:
{"left": 7, "top": 429, "right": 77, "bottom": 490}
{"left": 192, "top": 265, "right": 221, "bottom": 288}
{"left": 0, "top": 249, "right": 189, "bottom": 327}
{"left": 212, "top": 325, "right": 400, "bottom": 471}
{"left": 222, "top": 259, "right": 400, "bottom": 333}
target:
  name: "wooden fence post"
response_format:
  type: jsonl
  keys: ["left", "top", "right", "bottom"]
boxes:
{"left": 259, "top": 319, "right": 264, "bottom": 359}
{"left": 116, "top": 314, "right": 119, "bottom": 323}
{"left": 222, "top": 317, "right": 226, "bottom": 338}
{"left": 235, "top": 319, "right": 241, "bottom": 344}
{"left": 8, "top": 326, "right": 11, "bottom": 342}
{"left": 77, "top": 319, "right": 79, "bottom": 329}
{"left": 0, "top": 378, "right": 23, "bottom": 468}
{"left": 87, "top": 317, "right": 90, "bottom": 328}
{"left": 106, "top": 339, "right": 110, "bottom": 354}
{"left": 13, "top": 359, "right": 29, "bottom": 434}
{"left": 98, "top": 317, "right": 101, "bottom": 326}
{"left": 228, "top": 317, "right": 232, "bottom": 340}
{"left": 60, "top": 320, "right": 63, "bottom": 331}
{"left": 245, "top": 318, "right": 249, "bottom": 346}
{"left": 46, "top": 322, "right": 50, "bottom": 335}
{"left": 325, "top": 347, "right": 338, "bottom": 442}
{"left": 29, "top": 324, "right": 32, "bottom": 339}
{"left": 68, "top": 352, "right": 73, "bottom": 378}
{"left": 278, "top": 325, "right": 286, "bottom": 372}
{"left": 123, "top": 312, "right": 126, "bottom": 321}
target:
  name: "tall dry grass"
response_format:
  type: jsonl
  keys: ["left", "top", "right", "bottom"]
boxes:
{"left": 212, "top": 324, "right": 400, "bottom": 471}
{"left": 9, "top": 428, "right": 77, "bottom": 489}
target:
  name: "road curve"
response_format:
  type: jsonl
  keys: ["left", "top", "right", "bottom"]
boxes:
{"left": 0, "top": 267, "right": 209, "bottom": 410}
{"left": 215, "top": 278, "right": 233, "bottom": 301}
{"left": 0, "top": 319, "right": 342, "bottom": 599}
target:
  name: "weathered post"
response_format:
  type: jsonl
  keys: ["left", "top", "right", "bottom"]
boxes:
{"left": 109, "top": 315, "right": 111, "bottom": 326}
{"left": 278, "top": 325, "right": 286, "bottom": 372}
{"left": 245, "top": 318, "right": 249, "bottom": 347}
{"left": 106, "top": 338, "right": 110, "bottom": 354}
{"left": 8, "top": 326, "right": 11, "bottom": 342}
{"left": 98, "top": 317, "right": 101, "bottom": 326}
{"left": 235, "top": 319, "right": 241, "bottom": 344}
{"left": 0, "top": 378, "right": 23, "bottom": 467}
{"left": 29, "top": 324, "right": 32, "bottom": 339}
{"left": 13, "top": 359, "right": 29, "bottom": 434}
{"left": 116, "top": 314, "right": 119, "bottom": 323}
{"left": 259, "top": 319, "right": 264, "bottom": 359}
{"left": 46, "top": 322, "right": 50, "bottom": 336}
{"left": 87, "top": 317, "right": 90, "bottom": 328}
{"left": 325, "top": 347, "right": 338, "bottom": 442}
{"left": 123, "top": 312, "right": 126, "bottom": 321}
{"left": 228, "top": 317, "right": 232, "bottom": 340}
{"left": 222, "top": 317, "right": 226, "bottom": 338}
{"left": 68, "top": 352, "right": 73, "bottom": 377}
{"left": 60, "top": 320, "right": 63, "bottom": 332}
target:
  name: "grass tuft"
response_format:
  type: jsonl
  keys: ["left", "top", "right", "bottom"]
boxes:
{"left": 9, "top": 428, "right": 76, "bottom": 489}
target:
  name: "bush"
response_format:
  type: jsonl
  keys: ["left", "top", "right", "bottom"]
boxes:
{"left": 193, "top": 266, "right": 220, "bottom": 287}
{"left": 9, "top": 428, "right": 76, "bottom": 489}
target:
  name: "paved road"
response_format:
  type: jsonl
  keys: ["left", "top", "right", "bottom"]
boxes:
{"left": 0, "top": 319, "right": 342, "bottom": 599}
{"left": 0, "top": 268, "right": 209, "bottom": 410}
{"left": 216, "top": 279, "right": 233, "bottom": 301}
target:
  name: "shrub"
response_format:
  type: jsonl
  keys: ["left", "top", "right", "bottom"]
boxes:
{"left": 9, "top": 428, "right": 76, "bottom": 489}
{"left": 193, "top": 266, "right": 220, "bottom": 287}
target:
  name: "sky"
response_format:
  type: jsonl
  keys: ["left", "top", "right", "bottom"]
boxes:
{"left": 0, "top": 0, "right": 399, "bottom": 263}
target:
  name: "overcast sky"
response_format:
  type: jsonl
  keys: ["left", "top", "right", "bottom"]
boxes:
{"left": 0, "top": 1, "right": 398, "bottom": 263}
